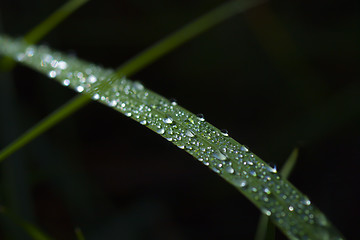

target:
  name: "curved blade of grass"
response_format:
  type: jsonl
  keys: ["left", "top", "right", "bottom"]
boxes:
{"left": 0, "top": 35, "right": 345, "bottom": 240}
{"left": 75, "top": 227, "right": 85, "bottom": 240}
{"left": 255, "top": 148, "right": 299, "bottom": 240}
{"left": 0, "top": 0, "right": 265, "bottom": 162}
{"left": 0, "top": 206, "right": 53, "bottom": 240}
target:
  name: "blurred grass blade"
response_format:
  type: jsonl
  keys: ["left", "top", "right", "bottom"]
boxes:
{"left": 24, "top": 0, "right": 89, "bottom": 44}
{"left": 255, "top": 148, "right": 299, "bottom": 240}
{"left": 0, "top": 95, "right": 90, "bottom": 162}
{"left": 0, "top": 0, "right": 88, "bottom": 70}
{"left": 255, "top": 215, "right": 275, "bottom": 240}
{"left": 0, "top": 206, "right": 53, "bottom": 240}
{"left": 0, "top": 0, "right": 265, "bottom": 162}
{"left": 280, "top": 148, "right": 299, "bottom": 179}
{"left": 75, "top": 227, "right": 85, "bottom": 240}
{"left": 0, "top": 35, "right": 345, "bottom": 240}
{"left": 115, "top": 0, "right": 266, "bottom": 77}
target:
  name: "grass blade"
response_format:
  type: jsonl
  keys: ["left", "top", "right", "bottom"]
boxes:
{"left": 0, "top": 35, "right": 345, "bottom": 240}
{"left": 0, "top": 206, "right": 53, "bottom": 240}
{"left": 114, "top": 0, "right": 266, "bottom": 77}
{"left": 255, "top": 148, "right": 299, "bottom": 240}
{"left": 75, "top": 227, "right": 85, "bottom": 240}
{"left": 0, "top": 0, "right": 265, "bottom": 161}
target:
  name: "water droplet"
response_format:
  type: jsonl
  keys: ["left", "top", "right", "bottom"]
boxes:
{"left": 221, "top": 129, "right": 229, "bottom": 136}
{"left": 62, "top": 79, "right": 70, "bottom": 86}
{"left": 289, "top": 206, "right": 294, "bottom": 211}
{"left": 88, "top": 75, "right": 97, "bottom": 83}
{"left": 169, "top": 98, "right": 177, "bottom": 105}
{"left": 157, "top": 128, "right": 165, "bottom": 135}
{"left": 76, "top": 86, "right": 84, "bottom": 93}
{"left": 140, "top": 120, "right": 147, "bottom": 125}
{"left": 133, "top": 81, "right": 144, "bottom": 91}
{"left": 196, "top": 113, "right": 205, "bottom": 121}
{"left": 240, "top": 145, "right": 249, "bottom": 152}
{"left": 16, "top": 53, "right": 25, "bottom": 61}
{"left": 57, "top": 61, "right": 67, "bottom": 69}
{"left": 49, "top": 70, "right": 57, "bottom": 78}
{"left": 213, "top": 151, "right": 227, "bottom": 161}
{"left": 261, "top": 208, "right": 272, "bottom": 216}
{"left": 25, "top": 47, "right": 34, "bottom": 57}
{"left": 163, "top": 116, "right": 173, "bottom": 124}
{"left": 77, "top": 72, "right": 84, "bottom": 78}
{"left": 109, "top": 100, "right": 117, "bottom": 107}
{"left": 234, "top": 179, "right": 247, "bottom": 188}
{"left": 267, "top": 164, "right": 277, "bottom": 173}
{"left": 125, "top": 112, "right": 132, "bottom": 117}
{"left": 249, "top": 170, "right": 257, "bottom": 177}
{"left": 264, "top": 187, "right": 271, "bottom": 195}
{"left": 224, "top": 166, "right": 234, "bottom": 174}
{"left": 185, "top": 130, "right": 195, "bottom": 137}
{"left": 92, "top": 93, "right": 100, "bottom": 100}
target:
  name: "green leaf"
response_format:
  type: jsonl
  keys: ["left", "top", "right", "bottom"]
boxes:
{"left": 0, "top": 35, "right": 345, "bottom": 240}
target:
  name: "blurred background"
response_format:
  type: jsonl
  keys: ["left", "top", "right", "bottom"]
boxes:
{"left": 0, "top": 0, "right": 359, "bottom": 239}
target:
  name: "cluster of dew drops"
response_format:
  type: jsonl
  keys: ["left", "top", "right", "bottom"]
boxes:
{"left": 0, "top": 36, "right": 344, "bottom": 240}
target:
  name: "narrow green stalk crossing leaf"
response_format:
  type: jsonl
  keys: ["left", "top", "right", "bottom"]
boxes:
{"left": 0, "top": 0, "right": 265, "bottom": 162}
{"left": 0, "top": 35, "right": 345, "bottom": 240}
{"left": 0, "top": 206, "right": 53, "bottom": 240}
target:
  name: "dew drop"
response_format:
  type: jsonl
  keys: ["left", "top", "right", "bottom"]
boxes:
{"left": 92, "top": 93, "right": 100, "bottom": 100}
{"left": 25, "top": 47, "right": 34, "bottom": 57}
{"left": 76, "top": 86, "right": 84, "bottom": 93}
{"left": 261, "top": 208, "right": 272, "bottom": 216}
{"left": 108, "top": 100, "right": 117, "bottom": 107}
{"left": 16, "top": 53, "right": 25, "bottom": 61}
{"left": 289, "top": 206, "right": 294, "bottom": 211}
{"left": 49, "top": 70, "right": 57, "bottom": 78}
{"left": 88, "top": 75, "right": 97, "bottom": 83}
{"left": 169, "top": 98, "right": 177, "bottom": 105}
{"left": 221, "top": 129, "right": 229, "bottom": 136}
{"left": 196, "top": 113, "right": 205, "bottom": 121}
{"left": 267, "top": 164, "right": 277, "bottom": 173}
{"left": 163, "top": 116, "right": 173, "bottom": 124}
{"left": 57, "top": 61, "right": 67, "bottom": 70}
{"left": 62, "top": 79, "right": 70, "bottom": 86}
{"left": 185, "top": 130, "right": 195, "bottom": 137}
{"left": 224, "top": 166, "right": 234, "bottom": 174}
{"left": 240, "top": 145, "right": 249, "bottom": 152}
{"left": 213, "top": 151, "right": 227, "bottom": 161}
{"left": 125, "top": 112, "right": 132, "bottom": 117}
{"left": 140, "top": 120, "right": 147, "bottom": 125}
{"left": 157, "top": 128, "right": 165, "bottom": 135}
{"left": 234, "top": 179, "right": 247, "bottom": 188}
{"left": 264, "top": 187, "right": 271, "bottom": 195}
{"left": 133, "top": 81, "right": 144, "bottom": 91}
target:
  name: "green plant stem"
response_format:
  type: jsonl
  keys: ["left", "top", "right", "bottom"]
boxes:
{"left": 0, "top": 0, "right": 265, "bottom": 161}
{"left": 0, "top": 206, "right": 53, "bottom": 240}
{"left": 0, "top": 95, "right": 90, "bottom": 162}
{"left": 114, "top": 0, "right": 266, "bottom": 77}
{"left": 24, "top": 0, "right": 89, "bottom": 44}
{"left": 0, "top": 0, "right": 89, "bottom": 71}
{"left": 254, "top": 148, "right": 299, "bottom": 240}
{"left": 74, "top": 227, "right": 85, "bottom": 240}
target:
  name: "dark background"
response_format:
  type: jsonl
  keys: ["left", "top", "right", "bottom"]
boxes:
{"left": 0, "top": 0, "right": 359, "bottom": 239}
